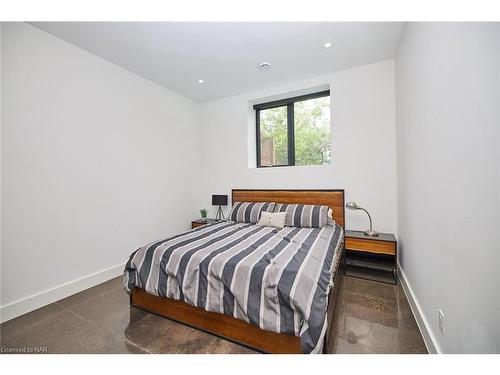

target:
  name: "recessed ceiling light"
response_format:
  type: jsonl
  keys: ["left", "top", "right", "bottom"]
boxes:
{"left": 198, "top": 79, "right": 204, "bottom": 84}
{"left": 258, "top": 62, "right": 271, "bottom": 71}
{"left": 323, "top": 42, "right": 333, "bottom": 48}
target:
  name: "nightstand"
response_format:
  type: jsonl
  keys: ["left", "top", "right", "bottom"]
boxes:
{"left": 344, "top": 230, "right": 397, "bottom": 284}
{"left": 191, "top": 218, "right": 219, "bottom": 229}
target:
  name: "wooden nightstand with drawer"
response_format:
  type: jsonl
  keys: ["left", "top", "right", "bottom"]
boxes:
{"left": 344, "top": 230, "right": 397, "bottom": 284}
{"left": 191, "top": 218, "right": 219, "bottom": 229}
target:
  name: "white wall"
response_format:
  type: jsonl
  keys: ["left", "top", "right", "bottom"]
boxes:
{"left": 1, "top": 23, "right": 200, "bottom": 321}
{"left": 396, "top": 23, "right": 500, "bottom": 353}
{"left": 0, "top": 23, "right": 3, "bottom": 307}
{"left": 197, "top": 60, "right": 398, "bottom": 235}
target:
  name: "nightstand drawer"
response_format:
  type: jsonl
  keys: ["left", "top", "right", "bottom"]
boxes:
{"left": 345, "top": 237, "right": 396, "bottom": 255}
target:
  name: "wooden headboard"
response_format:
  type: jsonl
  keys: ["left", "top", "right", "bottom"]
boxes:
{"left": 231, "top": 189, "right": 345, "bottom": 229}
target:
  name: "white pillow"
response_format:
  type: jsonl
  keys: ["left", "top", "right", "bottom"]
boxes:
{"left": 327, "top": 208, "right": 335, "bottom": 226}
{"left": 256, "top": 212, "right": 287, "bottom": 229}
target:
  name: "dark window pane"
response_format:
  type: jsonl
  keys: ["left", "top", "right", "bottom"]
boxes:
{"left": 259, "top": 106, "right": 288, "bottom": 166}
{"left": 294, "top": 96, "right": 331, "bottom": 166}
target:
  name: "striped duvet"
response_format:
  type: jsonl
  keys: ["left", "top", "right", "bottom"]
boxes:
{"left": 124, "top": 221, "right": 343, "bottom": 353}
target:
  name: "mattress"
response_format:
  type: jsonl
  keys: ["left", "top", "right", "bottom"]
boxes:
{"left": 124, "top": 221, "right": 343, "bottom": 353}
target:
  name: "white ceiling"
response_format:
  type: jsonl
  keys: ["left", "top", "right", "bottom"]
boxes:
{"left": 31, "top": 22, "right": 405, "bottom": 102}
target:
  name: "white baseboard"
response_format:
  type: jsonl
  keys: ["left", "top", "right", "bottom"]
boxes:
{"left": 0, "top": 262, "right": 125, "bottom": 323}
{"left": 398, "top": 264, "right": 442, "bottom": 354}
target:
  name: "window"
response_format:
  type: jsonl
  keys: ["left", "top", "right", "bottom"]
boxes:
{"left": 254, "top": 90, "right": 331, "bottom": 167}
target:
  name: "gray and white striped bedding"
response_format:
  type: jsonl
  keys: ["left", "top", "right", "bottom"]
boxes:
{"left": 123, "top": 220, "right": 343, "bottom": 353}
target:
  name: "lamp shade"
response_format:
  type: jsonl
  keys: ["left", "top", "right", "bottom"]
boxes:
{"left": 345, "top": 201, "right": 360, "bottom": 210}
{"left": 212, "top": 194, "right": 228, "bottom": 206}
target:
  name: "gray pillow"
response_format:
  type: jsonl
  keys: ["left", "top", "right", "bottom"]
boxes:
{"left": 229, "top": 202, "right": 275, "bottom": 224}
{"left": 273, "top": 203, "right": 329, "bottom": 228}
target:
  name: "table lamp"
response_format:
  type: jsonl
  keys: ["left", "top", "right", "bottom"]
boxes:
{"left": 212, "top": 195, "right": 228, "bottom": 221}
{"left": 345, "top": 201, "right": 379, "bottom": 237}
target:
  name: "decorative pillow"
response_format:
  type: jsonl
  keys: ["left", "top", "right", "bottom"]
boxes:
{"left": 327, "top": 208, "right": 335, "bottom": 226}
{"left": 273, "top": 203, "right": 329, "bottom": 228}
{"left": 229, "top": 202, "right": 275, "bottom": 224}
{"left": 256, "top": 212, "right": 287, "bottom": 229}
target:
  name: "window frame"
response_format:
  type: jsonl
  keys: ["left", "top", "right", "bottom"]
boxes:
{"left": 254, "top": 90, "right": 330, "bottom": 168}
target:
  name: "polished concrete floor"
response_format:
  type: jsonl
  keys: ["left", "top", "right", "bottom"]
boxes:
{"left": 0, "top": 276, "right": 427, "bottom": 354}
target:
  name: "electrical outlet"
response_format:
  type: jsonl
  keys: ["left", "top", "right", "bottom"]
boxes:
{"left": 438, "top": 309, "right": 445, "bottom": 335}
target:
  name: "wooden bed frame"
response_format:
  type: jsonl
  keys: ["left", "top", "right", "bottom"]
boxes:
{"left": 130, "top": 189, "right": 345, "bottom": 354}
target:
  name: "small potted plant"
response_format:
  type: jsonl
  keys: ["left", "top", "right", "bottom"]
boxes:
{"left": 200, "top": 208, "right": 208, "bottom": 222}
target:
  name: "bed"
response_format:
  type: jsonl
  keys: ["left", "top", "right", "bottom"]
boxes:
{"left": 124, "top": 189, "right": 345, "bottom": 354}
